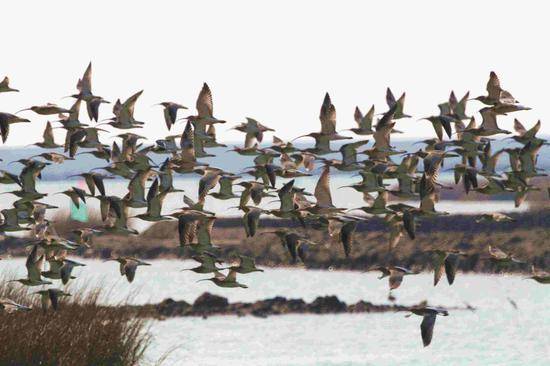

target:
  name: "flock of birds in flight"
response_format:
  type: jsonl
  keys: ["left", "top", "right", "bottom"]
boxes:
{"left": 0, "top": 64, "right": 548, "bottom": 347}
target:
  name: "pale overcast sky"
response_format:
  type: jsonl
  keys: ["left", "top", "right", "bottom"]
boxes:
{"left": 1, "top": 0, "right": 549, "bottom": 146}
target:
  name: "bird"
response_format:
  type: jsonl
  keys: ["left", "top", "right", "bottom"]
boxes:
{"left": 0, "top": 208, "right": 32, "bottom": 232}
{"left": 42, "top": 256, "right": 86, "bottom": 284}
{"left": 0, "top": 112, "right": 30, "bottom": 143}
{"left": 101, "top": 90, "right": 145, "bottom": 129}
{"left": 0, "top": 76, "right": 19, "bottom": 93}
{"left": 106, "top": 256, "right": 151, "bottom": 283}
{"left": 232, "top": 117, "right": 274, "bottom": 148}
{"left": 336, "top": 218, "right": 359, "bottom": 258}
{"left": 10, "top": 245, "right": 52, "bottom": 286}
{"left": 185, "top": 82, "right": 226, "bottom": 148}
{"left": 0, "top": 65, "right": 545, "bottom": 349}
{"left": 386, "top": 88, "right": 411, "bottom": 119}
{"left": 526, "top": 265, "right": 550, "bottom": 284}
{"left": 17, "top": 103, "right": 71, "bottom": 116}
{"left": 56, "top": 187, "right": 88, "bottom": 209}
{"left": 406, "top": 306, "right": 449, "bottom": 347}
{"left": 472, "top": 71, "right": 519, "bottom": 106}
{"left": 209, "top": 175, "right": 240, "bottom": 200}
{"left": 223, "top": 255, "right": 264, "bottom": 274}
{"left": 305, "top": 165, "right": 343, "bottom": 215}
{"left": 182, "top": 254, "right": 223, "bottom": 274}
{"left": 156, "top": 102, "right": 188, "bottom": 130}
{"left": 35, "top": 288, "right": 71, "bottom": 312}
{"left": 131, "top": 178, "right": 172, "bottom": 221}
{"left": 369, "top": 265, "right": 418, "bottom": 290}
{"left": 67, "top": 62, "right": 110, "bottom": 121}
{"left": 511, "top": 119, "right": 542, "bottom": 144}
{"left": 72, "top": 228, "right": 101, "bottom": 247}
{"left": 33, "top": 121, "right": 62, "bottom": 148}
{"left": 428, "top": 249, "right": 466, "bottom": 286}
{"left": 348, "top": 105, "right": 375, "bottom": 135}
{"left": 487, "top": 245, "right": 525, "bottom": 266}
{"left": 0, "top": 298, "right": 31, "bottom": 313}
{"left": 198, "top": 269, "right": 248, "bottom": 288}
{"left": 476, "top": 213, "right": 515, "bottom": 223}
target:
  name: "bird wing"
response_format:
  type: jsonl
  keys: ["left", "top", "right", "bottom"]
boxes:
{"left": 420, "top": 313, "right": 437, "bottom": 347}
{"left": 123, "top": 90, "right": 144, "bottom": 117}
{"left": 78, "top": 62, "right": 93, "bottom": 95}
{"left": 225, "top": 269, "right": 238, "bottom": 282}
{"left": 238, "top": 255, "right": 257, "bottom": 270}
{"left": 26, "top": 246, "right": 43, "bottom": 281}
{"left": 479, "top": 108, "right": 500, "bottom": 131}
{"left": 444, "top": 253, "right": 460, "bottom": 285}
{"left": 178, "top": 215, "right": 197, "bottom": 245}
{"left": 340, "top": 140, "right": 368, "bottom": 165}
{"left": 486, "top": 72, "right": 502, "bottom": 100}
{"left": 386, "top": 88, "right": 396, "bottom": 107}
{"left": 314, "top": 166, "right": 333, "bottom": 207}
{"left": 361, "top": 105, "right": 375, "bottom": 130}
{"left": 370, "top": 191, "right": 387, "bottom": 210}
{"left": 92, "top": 174, "right": 106, "bottom": 196}
{"left": 197, "top": 217, "right": 215, "bottom": 245}
{"left": 48, "top": 290, "right": 59, "bottom": 311}
{"left": 389, "top": 270, "right": 404, "bottom": 289}
{"left": 524, "top": 120, "right": 541, "bottom": 140}
{"left": 433, "top": 253, "right": 446, "bottom": 286}
{"left": 124, "top": 261, "right": 138, "bottom": 282}
{"left": 218, "top": 176, "right": 235, "bottom": 196}
{"left": 513, "top": 119, "right": 527, "bottom": 136}
{"left": 319, "top": 93, "right": 336, "bottom": 135}
{"left": 196, "top": 83, "right": 214, "bottom": 118}
{"left": 340, "top": 221, "right": 357, "bottom": 258}
{"left": 354, "top": 106, "right": 363, "bottom": 127}
{"left": 489, "top": 246, "right": 508, "bottom": 260}
{"left": 42, "top": 122, "right": 56, "bottom": 145}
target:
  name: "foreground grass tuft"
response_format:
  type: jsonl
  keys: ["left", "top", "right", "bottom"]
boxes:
{"left": 0, "top": 278, "right": 151, "bottom": 366}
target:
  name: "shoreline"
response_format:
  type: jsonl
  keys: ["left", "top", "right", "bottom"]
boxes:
{"left": 2, "top": 209, "right": 548, "bottom": 273}
{"left": 121, "top": 292, "right": 474, "bottom": 319}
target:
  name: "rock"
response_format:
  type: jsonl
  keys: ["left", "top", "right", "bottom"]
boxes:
{"left": 348, "top": 300, "right": 373, "bottom": 313}
{"left": 192, "top": 292, "right": 229, "bottom": 314}
{"left": 155, "top": 298, "right": 191, "bottom": 317}
{"left": 250, "top": 296, "right": 307, "bottom": 315}
{"left": 307, "top": 296, "right": 347, "bottom": 314}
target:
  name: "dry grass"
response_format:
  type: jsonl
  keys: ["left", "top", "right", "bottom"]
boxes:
{"left": 0, "top": 276, "right": 151, "bottom": 366}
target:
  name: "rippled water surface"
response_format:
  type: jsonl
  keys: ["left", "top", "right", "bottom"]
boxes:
{"left": 1, "top": 259, "right": 548, "bottom": 365}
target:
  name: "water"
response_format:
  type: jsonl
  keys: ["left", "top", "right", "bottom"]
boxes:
{"left": 0, "top": 259, "right": 548, "bottom": 365}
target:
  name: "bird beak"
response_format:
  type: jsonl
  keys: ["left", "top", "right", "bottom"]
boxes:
{"left": 15, "top": 108, "right": 31, "bottom": 114}
{"left": 291, "top": 135, "right": 309, "bottom": 142}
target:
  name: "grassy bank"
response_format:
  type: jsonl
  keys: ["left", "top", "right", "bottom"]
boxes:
{"left": 0, "top": 278, "right": 150, "bottom": 366}
{"left": 2, "top": 209, "right": 549, "bottom": 273}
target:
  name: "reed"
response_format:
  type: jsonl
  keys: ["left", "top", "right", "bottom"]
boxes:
{"left": 0, "top": 276, "right": 151, "bottom": 366}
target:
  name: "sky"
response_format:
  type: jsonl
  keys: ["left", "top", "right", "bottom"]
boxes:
{"left": 1, "top": 0, "right": 549, "bottom": 146}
